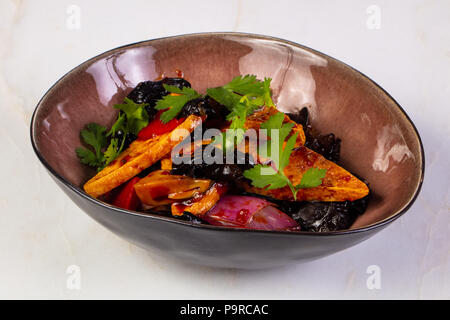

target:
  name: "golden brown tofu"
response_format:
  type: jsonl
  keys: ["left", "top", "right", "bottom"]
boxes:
{"left": 160, "top": 158, "right": 172, "bottom": 170}
{"left": 244, "top": 106, "right": 306, "bottom": 147}
{"left": 240, "top": 146, "right": 369, "bottom": 202}
{"left": 83, "top": 115, "right": 202, "bottom": 198}
{"left": 227, "top": 107, "right": 306, "bottom": 164}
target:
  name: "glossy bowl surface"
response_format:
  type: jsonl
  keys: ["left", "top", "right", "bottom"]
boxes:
{"left": 31, "top": 33, "right": 424, "bottom": 269}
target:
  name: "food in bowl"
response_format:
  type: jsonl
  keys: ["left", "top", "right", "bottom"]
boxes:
{"left": 76, "top": 75, "right": 370, "bottom": 232}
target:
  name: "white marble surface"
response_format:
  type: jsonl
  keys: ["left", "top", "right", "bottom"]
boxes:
{"left": 0, "top": 0, "right": 449, "bottom": 299}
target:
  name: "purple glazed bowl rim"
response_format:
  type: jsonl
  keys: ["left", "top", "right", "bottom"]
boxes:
{"left": 30, "top": 32, "right": 425, "bottom": 237}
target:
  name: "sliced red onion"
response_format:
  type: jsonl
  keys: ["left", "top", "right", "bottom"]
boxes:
{"left": 246, "top": 205, "right": 300, "bottom": 231}
{"left": 203, "top": 195, "right": 271, "bottom": 226}
{"left": 203, "top": 195, "right": 300, "bottom": 231}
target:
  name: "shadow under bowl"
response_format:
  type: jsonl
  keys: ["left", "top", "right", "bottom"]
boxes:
{"left": 31, "top": 32, "right": 424, "bottom": 269}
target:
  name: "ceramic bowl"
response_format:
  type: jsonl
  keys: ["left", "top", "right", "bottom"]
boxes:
{"left": 30, "top": 33, "right": 424, "bottom": 269}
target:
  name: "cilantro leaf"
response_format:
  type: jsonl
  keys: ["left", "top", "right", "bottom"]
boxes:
{"left": 262, "top": 77, "right": 275, "bottom": 107}
{"left": 155, "top": 85, "right": 201, "bottom": 123}
{"left": 295, "top": 168, "right": 327, "bottom": 189}
{"left": 80, "top": 123, "right": 107, "bottom": 158}
{"left": 244, "top": 111, "right": 327, "bottom": 200}
{"left": 207, "top": 75, "right": 274, "bottom": 150}
{"left": 260, "top": 111, "right": 284, "bottom": 132}
{"left": 107, "top": 112, "right": 126, "bottom": 137}
{"left": 114, "top": 98, "right": 149, "bottom": 135}
{"left": 76, "top": 123, "right": 107, "bottom": 169}
{"left": 156, "top": 95, "right": 193, "bottom": 123}
{"left": 94, "top": 98, "right": 150, "bottom": 167}
{"left": 265, "top": 117, "right": 294, "bottom": 144}
{"left": 224, "top": 104, "right": 256, "bottom": 149}
{"left": 280, "top": 132, "right": 298, "bottom": 170}
{"left": 103, "top": 138, "right": 123, "bottom": 167}
{"left": 259, "top": 112, "right": 294, "bottom": 169}
{"left": 243, "top": 164, "right": 289, "bottom": 190}
{"left": 206, "top": 87, "right": 241, "bottom": 110}
{"left": 76, "top": 147, "right": 101, "bottom": 167}
{"left": 224, "top": 75, "right": 274, "bottom": 108}
{"left": 76, "top": 98, "right": 150, "bottom": 170}
{"left": 160, "top": 84, "right": 196, "bottom": 95}
{"left": 224, "top": 75, "right": 263, "bottom": 96}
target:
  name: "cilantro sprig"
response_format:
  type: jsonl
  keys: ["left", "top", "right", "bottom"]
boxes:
{"left": 102, "top": 98, "right": 150, "bottom": 166}
{"left": 207, "top": 75, "right": 274, "bottom": 149}
{"left": 111, "top": 98, "right": 149, "bottom": 136}
{"left": 243, "top": 112, "right": 327, "bottom": 200}
{"left": 150, "top": 75, "right": 274, "bottom": 129}
{"left": 150, "top": 75, "right": 275, "bottom": 149}
{"left": 155, "top": 85, "right": 201, "bottom": 123}
{"left": 210, "top": 75, "right": 274, "bottom": 107}
{"left": 295, "top": 168, "right": 327, "bottom": 189}
{"left": 76, "top": 123, "right": 108, "bottom": 168}
{"left": 76, "top": 98, "right": 149, "bottom": 170}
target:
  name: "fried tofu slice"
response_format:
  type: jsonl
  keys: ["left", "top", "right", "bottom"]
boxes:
{"left": 83, "top": 115, "right": 202, "bottom": 198}
{"left": 225, "top": 107, "right": 305, "bottom": 163}
{"left": 239, "top": 146, "right": 369, "bottom": 202}
{"left": 161, "top": 139, "right": 213, "bottom": 169}
{"left": 244, "top": 106, "right": 306, "bottom": 147}
{"left": 160, "top": 157, "right": 172, "bottom": 170}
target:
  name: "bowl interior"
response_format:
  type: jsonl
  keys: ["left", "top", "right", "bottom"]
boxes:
{"left": 32, "top": 33, "right": 423, "bottom": 230}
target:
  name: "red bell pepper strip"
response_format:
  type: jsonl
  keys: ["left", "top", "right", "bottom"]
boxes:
{"left": 111, "top": 177, "right": 141, "bottom": 210}
{"left": 138, "top": 110, "right": 185, "bottom": 140}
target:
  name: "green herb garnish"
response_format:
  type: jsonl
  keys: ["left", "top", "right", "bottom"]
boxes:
{"left": 295, "top": 168, "right": 327, "bottom": 189}
{"left": 207, "top": 75, "right": 274, "bottom": 149}
{"left": 76, "top": 123, "right": 108, "bottom": 168}
{"left": 103, "top": 137, "right": 124, "bottom": 167}
{"left": 152, "top": 75, "right": 273, "bottom": 138}
{"left": 111, "top": 98, "right": 150, "bottom": 136}
{"left": 76, "top": 99, "right": 149, "bottom": 170}
{"left": 243, "top": 112, "right": 327, "bottom": 200}
{"left": 209, "top": 75, "right": 274, "bottom": 107}
{"left": 155, "top": 85, "right": 201, "bottom": 123}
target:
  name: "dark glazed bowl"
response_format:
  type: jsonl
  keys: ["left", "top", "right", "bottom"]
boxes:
{"left": 31, "top": 33, "right": 424, "bottom": 269}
